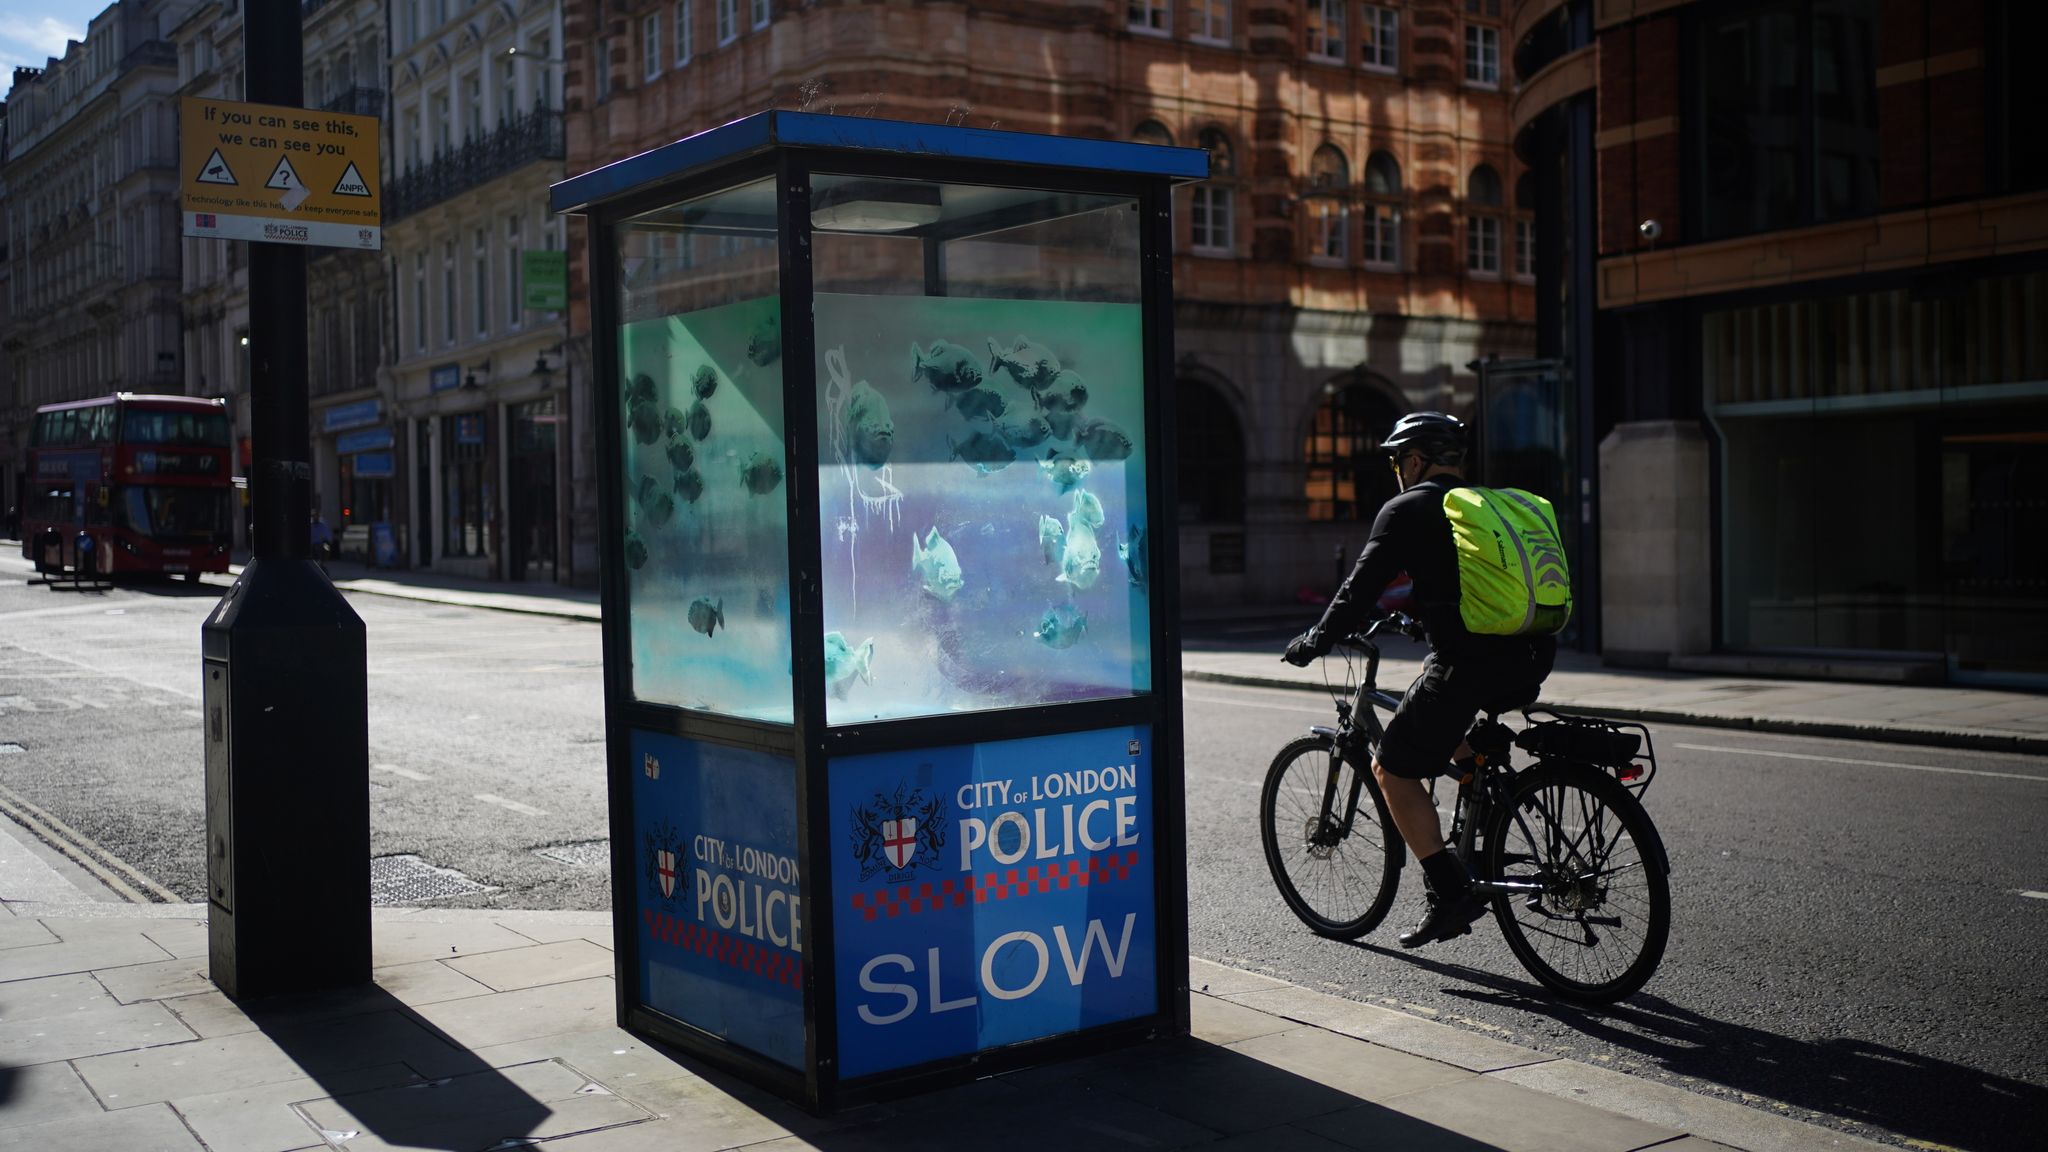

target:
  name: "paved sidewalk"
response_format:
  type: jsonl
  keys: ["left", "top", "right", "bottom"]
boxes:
{"left": 0, "top": 903, "right": 1892, "bottom": 1152}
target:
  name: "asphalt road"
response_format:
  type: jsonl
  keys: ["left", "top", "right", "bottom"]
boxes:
{"left": 2, "top": 556, "right": 2043, "bottom": 1152}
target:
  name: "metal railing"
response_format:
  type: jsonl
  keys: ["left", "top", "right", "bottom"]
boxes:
{"left": 384, "top": 109, "right": 564, "bottom": 222}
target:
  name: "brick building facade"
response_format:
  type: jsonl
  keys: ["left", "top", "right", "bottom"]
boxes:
{"left": 559, "top": 0, "right": 1538, "bottom": 604}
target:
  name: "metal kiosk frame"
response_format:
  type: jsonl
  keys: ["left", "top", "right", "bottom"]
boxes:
{"left": 553, "top": 111, "right": 1206, "bottom": 1110}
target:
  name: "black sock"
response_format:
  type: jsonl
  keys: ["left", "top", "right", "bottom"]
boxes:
{"left": 1419, "top": 849, "right": 1470, "bottom": 898}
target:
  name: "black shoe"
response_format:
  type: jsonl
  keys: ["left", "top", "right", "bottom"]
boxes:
{"left": 1397, "top": 887, "right": 1488, "bottom": 949}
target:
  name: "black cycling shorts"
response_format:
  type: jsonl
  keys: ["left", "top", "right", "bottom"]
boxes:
{"left": 1376, "top": 644, "right": 1552, "bottom": 780}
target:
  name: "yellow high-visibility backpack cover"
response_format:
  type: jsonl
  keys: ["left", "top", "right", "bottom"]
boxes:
{"left": 1442, "top": 486, "right": 1573, "bottom": 636}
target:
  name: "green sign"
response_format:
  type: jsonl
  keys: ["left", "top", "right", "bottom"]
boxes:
{"left": 522, "top": 249, "right": 566, "bottom": 311}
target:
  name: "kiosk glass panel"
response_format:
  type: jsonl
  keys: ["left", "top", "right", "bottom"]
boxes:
{"left": 810, "top": 176, "right": 1152, "bottom": 723}
{"left": 615, "top": 179, "right": 792, "bottom": 721}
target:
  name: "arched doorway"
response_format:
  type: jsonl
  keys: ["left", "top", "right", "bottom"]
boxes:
{"left": 1176, "top": 376, "right": 1244, "bottom": 524}
{"left": 1304, "top": 374, "right": 1401, "bottom": 523}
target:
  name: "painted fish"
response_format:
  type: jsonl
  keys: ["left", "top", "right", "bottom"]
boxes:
{"left": 629, "top": 400, "right": 663, "bottom": 445}
{"left": 1071, "top": 488, "right": 1105, "bottom": 531}
{"left": 1037, "top": 514, "right": 1066, "bottom": 565}
{"left": 1043, "top": 408, "right": 1083, "bottom": 442}
{"left": 911, "top": 340, "right": 983, "bottom": 393}
{"left": 691, "top": 363, "right": 719, "bottom": 399}
{"left": 911, "top": 526, "right": 965, "bottom": 601}
{"left": 1033, "top": 603, "right": 1088, "bottom": 649}
{"left": 1075, "top": 417, "right": 1134, "bottom": 462}
{"left": 663, "top": 405, "right": 688, "bottom": 440}
{"left": 685, "top": 400, "right": 713, "bottom": 441}
{"left": 952, "top": 387, "right": 1007, "bottom": 422}
{"left": 665, "top": 439, "right": 695, "bottom": 472}
{"left": 747, "top": 313, "right": 781, "bottom": 365}
{"left": 739, "top": 452, "right": 784, "bottom": 495}
{"left": 687, "top": 596, "right": 725, "bottom": 638}
{"left": 1119, "top": 523, "right": 1148, "bottom": 588}
{"left": 624, "top": 531, "right": 649, "bottom": 571}
{"left": 823, "top": 631, "right": 876, "bottom": 699}
{"left": 989, "top": 336, "right": 1062, "bottom": 390}
{"left": 844, "top": 378, "right": 895, "bottom": 468}
{"left": 625, "top": 373, "right": 657, "bottom": 408}
{"left": 1039, "top": 450, "right": 1091, "bottom": 493}
{"left": 1033, "top": 369, "right": 1089, "bottom": 412}
{"left": 998, "top": 415, "right": 1052, "bottom": 449}
{"left": 948, "top": 429, "right": 1016, "bottom": 474}
{"left": 1057, "top": 512, "right": 1102, "bottom": 589}
{"left": 643, "top": 491, "right": 677, "bottom": 528}
{"left": 635, "top": 474, "right": 659, "bottom": 508}
{"left": 673, "top": 469, "right": 705, "bottom": 504}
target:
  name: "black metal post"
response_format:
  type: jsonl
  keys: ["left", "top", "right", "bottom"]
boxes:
{"left": 201, "top": 0, "right": 370, "bottom": 1000}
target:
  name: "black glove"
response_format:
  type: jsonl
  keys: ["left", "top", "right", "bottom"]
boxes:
{"left": 1283, "top": 629, "right": 1328, "bottom": 667}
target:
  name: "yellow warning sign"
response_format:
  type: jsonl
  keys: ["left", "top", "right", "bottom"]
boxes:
{"left": 179, "top": 96, "right": 381, "bottom": 250}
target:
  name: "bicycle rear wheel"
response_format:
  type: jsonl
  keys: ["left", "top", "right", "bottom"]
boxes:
{"left": 1484, "top": 762, "right": 1670, "bottom": 1003}
{"left": 1260, "top": 735, "right": 1402, "bottom": 939}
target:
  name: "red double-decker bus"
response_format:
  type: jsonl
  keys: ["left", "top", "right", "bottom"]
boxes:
{"left": 21, "top": 394, "right": 235, "bottom": 580}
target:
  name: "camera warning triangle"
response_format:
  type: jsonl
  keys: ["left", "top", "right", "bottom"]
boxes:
{"left": 195, "top": 148, "right": 238, "bottom": 185}
{"left": 265, "top": 155, "right": 302, "bottom": 190}
{"left": 331, "top": 161, "right": 371, "bottom": 197}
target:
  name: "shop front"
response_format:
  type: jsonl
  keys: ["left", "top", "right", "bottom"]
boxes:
{"left": 319, "top": 398, "right": 400, "bottom": 565}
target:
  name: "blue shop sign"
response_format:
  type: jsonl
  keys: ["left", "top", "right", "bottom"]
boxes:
{"left": 371, "top": 522, "right": 399, "bottom": 567}
{"left": 335, "top": 426, "right": 394, "bottom": 455}
{"left": 455, "top": 413, "right": 485, "bottom": 445}
{"left": 321, "top": 399, "right": 382, "bottom": 432}
{"left": 631, "top": 731, "right": 805, "bottom": 1069}
{"left": 829, "top": 725, "right": 1158, "bottom": 1079}
{"left": 351, "top": 451, "right": 395, "bottom": 479}
{"left": 430, "top": 363, "right": 462, "bottom": 393}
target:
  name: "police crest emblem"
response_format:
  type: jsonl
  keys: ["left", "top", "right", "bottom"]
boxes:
{"left": 850, "top": 782, "right": 947, "bottom": 881}
{"left": 643, "top": 820, "right": 684, "bottom": 904}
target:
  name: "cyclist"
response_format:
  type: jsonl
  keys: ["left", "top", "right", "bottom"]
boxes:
{"left": 1284, "top": 412, "right": 1556, "bottom": 948}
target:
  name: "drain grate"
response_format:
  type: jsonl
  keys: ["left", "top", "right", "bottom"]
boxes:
{"left": 534, "top": 840, "right": 611, "bottom": 870}
{"left": 369, "top": 854, "right": 489, "bottom": 905}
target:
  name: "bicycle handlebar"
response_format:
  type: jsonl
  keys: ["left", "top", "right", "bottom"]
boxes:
{"left": 1340, "top": 613, "right": 1423, "bottom": 648}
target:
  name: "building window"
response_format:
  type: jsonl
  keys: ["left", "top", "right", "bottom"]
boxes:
{"left": 1363, "top": 150, "right": 1402, "bottom": 266}
{"left": 1307, "top": 0, "right": 1345, "bottom": 61}
{"left": 1514, "top": 218, "right": 1533, "bottom": 278}
{"left": 431, "top": 90, "right": 450, "bottom": 154}
{"left": 463, "top": 72, "right": 482, "bottom": 142}
{"left": 596, "top": 37, "right": 612, "bottom": 100}
{"left": 1177, "top": 376, "right": 1245, "bottom": 523}
{"left": 1133, "top": 118, "right": 1173, "bottom": 147}
{"left": 441, "top": 413, "right": 487, "bottom": 559}
{"left": 506, "top": 214, "right": 523, "bottom": 327}
{"left": 1128, "top": 1, "right": 1169, "bottom": 35}
{"left": 1191, "top": 0, "right": 1229, "bottom": 44}
{"left": 675, "top": 0, "right": 692, "bottom": 66}
{"left": 442, "top": 238, "right": 456, "bottom": 344}
{"left": 1465, "top": 24, "right": 1499, "bottom": 87}
{"left": 413, "top": 252, "right": 426, "bottom": 353}
{"left": 1465, "top": 0, "right": 1501, "bottom": 14}
{"left": 1361, "top": 5, "right": 1398, "bottom": 71}
{"left": 643, "top": 12, "right": 662, "bottom": 79}
{"left": 1305, "top": 379, "right": 1400, "bottom": 522}
{"left": 473, "top": 228, "right": 489, "bottom": 337}
{"left": 498, "top": 57, "right": 516, "bottom": 122}
{"left": 1192, "top": 128, "right": 1234, "bottom": 255}
{"left": 1465, "top": 164, "right": 1502, "bottom": 275}
{"left": 751, "top": 0, "right": 769, "bottom": 30}
{"left": 716, "top": 0, "right": 737, "bottom": 44}
{"left": 1308, "top": 144, "right": 1348, "bottom": 262}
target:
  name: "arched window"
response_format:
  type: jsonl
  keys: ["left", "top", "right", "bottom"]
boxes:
{"left": 1132, "top": 119, "right": 1173, "bottom": 148}
{"left": 1466, "top": 163, "right": 1503, "bottom": 275}
{"left": 1177, "top": 376, "right": 1245, "bottom": 523}
{"left": 1304, "top": 375, "right": 1401, "bottom": 521}
{"left": 1308, "top": 144, "right": 1349, "bottom": 261}
{"left": 1362, "top": 150, "right": 1401, "bottom": 266}
{"left": 1192, "top": 128, "right": 1235, "bottom": 255}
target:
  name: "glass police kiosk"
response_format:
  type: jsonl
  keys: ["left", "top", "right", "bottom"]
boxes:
{"left": 552, "top": 112, "right": 1205, "bottom": 1109}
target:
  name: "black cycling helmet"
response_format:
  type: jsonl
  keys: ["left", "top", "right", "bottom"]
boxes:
{"left": 1380, "top": 411, "right": 1467, "bottom": 465}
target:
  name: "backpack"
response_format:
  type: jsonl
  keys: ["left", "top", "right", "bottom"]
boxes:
{"left": 1441, "top": 486, "right": 1572, "bottom": 637}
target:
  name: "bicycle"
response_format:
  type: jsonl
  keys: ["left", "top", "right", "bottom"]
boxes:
{"left": 1259, "top": 613, "right": 1672, "bottom": 1003}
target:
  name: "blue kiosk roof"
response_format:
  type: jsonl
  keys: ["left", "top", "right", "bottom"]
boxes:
{"left": 550, "top": 111, "right": 1210, "bottom": 215}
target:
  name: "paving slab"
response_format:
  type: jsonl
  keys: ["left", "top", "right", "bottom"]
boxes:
{"left": 0, "top": 1059, "right": 106, "bottom": 1132}
{"left": 367, "top": 919, "right": 542, "bottom": 967}
{"left": 1224, "top": 1025, "right": 1479, "bottom": 1105}
{"left": 166, "top": 1063, "right": 422, "bottom": 1152}
{"left": 140, "top": 920, "right": 209, "bottom": 959}
{"left": 0, "top": 996, "right": 192, "bottom": 1064}
{"left": 1226, "top": 983, "right": 1558, "bottom": 1073}
{"left": 1039, "top": 1035, "right": 1356, "bottom": 1136}
{"left": 0, "top": 918, "right": 58, "bottom": 950}
{"left": 73, "top": 1009, "right": 466, "bottom": 1106}
{"left": 444, "top": 937, "right": 613, "bottom": 991}
{"left": 0, "top": 970, "right": 119, "bottom": 1020}
{"left": 1190, "top": 954, "right": 1293, "bottom": 995}
{"left": 1191, "top": 989, "right": 1302, "bottom": 1045}
{"left": 404, "top": 975, "right": 613, "bottom": 1049}
{"left": 0, "top": 1101, "right": 206, "bottom": 1152}
{"left": 1376, "top": 1073, "right": 1683, "bottom": 1152}
{"left": 0, "top": 927, "right": 170, "bottom": 982}
{"left": 94, "top": 956, "right": 216, "bottom": 1004}
{"left": 293, "top": 1057, "right": 653, "bottom": 1152}
{"left": 155, "top": 958, "right": 498, "bottom": 1041}
{"left": 1492, "top": 1057, "right": 1896, "bottom": 1152}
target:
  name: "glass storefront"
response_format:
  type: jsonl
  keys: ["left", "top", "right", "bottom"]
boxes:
{"left": 1704, "top": 268, "right": 2048, "bottom": 683}
{"left": 441, "top": 411, "right": 490, "bottom": 560}
{"left": 508, "top": 397, "right": 559, "bottom": 582}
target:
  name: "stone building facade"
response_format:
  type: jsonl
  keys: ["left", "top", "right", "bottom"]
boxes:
{"left": 560, "top": 0, "right": 1537, "bottom": 604}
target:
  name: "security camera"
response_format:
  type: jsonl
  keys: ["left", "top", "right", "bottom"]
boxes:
{"left": 1638, "top": 219, "right": 1663, "bottom": 241}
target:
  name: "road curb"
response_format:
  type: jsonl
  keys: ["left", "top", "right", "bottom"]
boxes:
{"left": 1184, "top": 670, "right": 2048, "bottom": 757}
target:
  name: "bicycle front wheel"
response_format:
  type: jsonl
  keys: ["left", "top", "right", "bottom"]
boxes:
{"left": 1260, "top": 735, "right": 1402, "bottom": 939}
{"left": 1484, "top": 762, "right": 1670, "bottom": 1003}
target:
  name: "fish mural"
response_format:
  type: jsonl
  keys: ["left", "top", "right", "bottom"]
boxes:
{"left": 691, "top": 363, "right": 719, "bottom": 399}
{"left": 948, "top": 429, "right": 1016, "bottom": 474}
{"left": 635, "top": 475, "right": 659, "bottom": 508}
{"left": 739, "top": 452, "right": 784, "bottom": 495}
{"left": 747, "top": 313, "right": 781, "bottom": 365}
{"left": 663, "top": 406, "right": 689, "bottom": 440}
{"left": 1071, "top": 488, "right": 1105, "bottom": 531}
{"left": 912, "top": 340, "right": 984, "bottom": 394}
{"left": 1033, "top": 369, "right": 1089, "bottom": 412}
{"left": 1038, "top": 514, "right": 1065, "bottom": 565}
{"left": 687, "top": 596, "right": 724, "bottom": 637}
{"left": 1040, "top": 451, "right": 1091, "bottom": 493}
{"left": 998, "top": 415, "right": 1052, "bottom": 449}
{"left": 624, "top": 531, "right": 649, "bottom": 571}
{"left": 912, "top": 526, "right": 965, "bottom": 601}
{"left": 1033, "top": 603, "right": 1088, "bottom": 649}
{"left": 629, "top": 400, "right": 663, "bottom": 445}
{"left": 989, "top": 336, "right": 1062, "bottom": 390}
{"left": 625, "top": 373, "right": 657, "bottom": 408}
{"left": 684, "top": 400, "right": 713, "bottom": 442}
{"left": 1075, "top": 417, "right": 1135, "bottom": 462}
{"left": 823, "top": 631, "right": 876, "bottom": 699}
{"left": 643, "top": 491, "right": 677, "bottom": 528}
{"left": 665, "top": 439, "right": 695, "bottom": 472}
{"left": 673, "top": 469, "right": 705, "bottom": 504}
{"left": 1057, "top": 511, "right": 1102, "bottom": 589}
{"left": 1119, "top": 523, "right": 1148, "bottom": 588}
{"left": 843, "top": 378, "right": 895, "bottom": 468}
{"left": 951, "top": 387, "right": 1007, "bottom": 422}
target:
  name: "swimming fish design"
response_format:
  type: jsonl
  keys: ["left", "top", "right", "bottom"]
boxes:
{"left": 672, "top": 469, "right": 705, "bottom": 504}
{"left": 691, "top": 363, "right": 719, "bottom": 399}
{"left": 664, "top": 406, "right": 689, "bottom": 440}
{"left": 747, "top": 313, "right": 781, "bottom": 365}
{"left": 952, "top": 387, "right": 1007, "bottom": 422}
{"left": 1033, "top": 603, "right": 1088, "bottom": 649}
{"left": 911, "top": 526, "right": 965, "bottom": 601}
{"left": 1038, "top": 514, "right": 1065, "bottom": 565}
{"left": 911, "top": 340, "right": 984, "bottom": 393}
{"left": 998, "top": 415, "right": 1052, "bottom": 449}
{"left": 1074, "top": 418, "right": 1134, "bottom": 462}
{"left": 739, "top": 452, "right": 784, "bottom": 495}
{"left": 844, "top": 378, "right": 895, "bottom": 468}
{"left": 624, "top": 531, "right": 649, "bottom": 570}
{"left": 1070, "top": 488, "right": 1105, "bottom": 531}
{"left": 643, "top": 491, "right": 676, "bottom": 527}
{"left": 687, "top": 596, "right": 724, "bottom": 637}
{"left": 1057, "top": 511, "right": 1102, "bottom": 589}
{"left": 665, "top": 439, "right": 695, "bottom": 472}
{"left": 988, "top": 336, "right": 1062, "bottom": 391}
{"left": 1033, "top": 369, "right": 1089, "bottom": 412}
{"left": 629, "top": 400, "right": 663, "bottom": 445}
{"left": 685, "top": 400, "right": 713, "bottom": 441}
{"left": 948, "top": 429, "right": 1016, "bottom": 474}
{"left": 1118, "top": 523, "right": 1148, "bottom": 588}
{"left": 823, "top": 631, "right": 876, "bottom": 699}
{"left": 625, "top": 373, "right": 657, "bottom": 408}
{"left": 1039, "top": 450, "right": 1091, "bottom": 493}
{"left": 635, "top": 475, "right": 659, "bottom": 508}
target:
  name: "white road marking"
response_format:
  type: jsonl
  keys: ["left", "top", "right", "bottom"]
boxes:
{"left": 2017, "top": 891, "right": 2048, "bottom": 901}
{"left": 475, "top": 793, "right": 547, "bottom": 817}
{"left": 373, "top": 763, "right": 432, "bottom": 782}
{"left": 1674, "top": 743, "right": 2048, "bottom": 783}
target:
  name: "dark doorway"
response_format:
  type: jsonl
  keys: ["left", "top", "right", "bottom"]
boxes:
{"left": 508, "top": 397, "right": 559, "bottom": 582}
